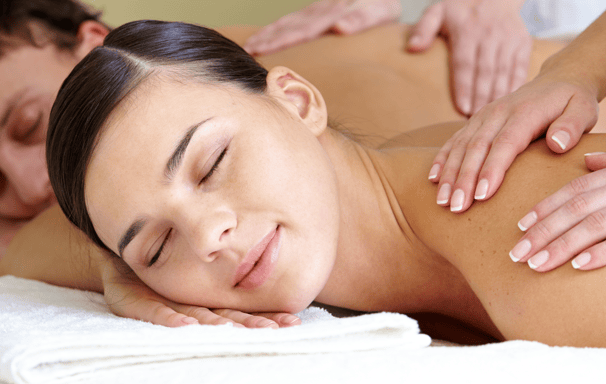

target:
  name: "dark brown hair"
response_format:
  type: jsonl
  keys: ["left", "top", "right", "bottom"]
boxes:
{"left": 0, "top": 0, "right": 103, "bottom": 55}
{"left": 46, "top": 20, "right": 269, "bottom": 255}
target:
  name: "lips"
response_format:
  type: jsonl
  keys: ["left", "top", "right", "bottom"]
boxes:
{"left": 233, "top": 226, "right": 282, "bottom": 290}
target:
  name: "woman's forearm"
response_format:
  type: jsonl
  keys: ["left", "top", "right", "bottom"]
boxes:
{"left": 1, "top": 205, "right": 105, "bottom": 292}
{"left": 540, "top": 11, "right": 606, "bottom": 100}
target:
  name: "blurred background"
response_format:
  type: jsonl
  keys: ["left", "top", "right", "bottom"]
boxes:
{"left": 80, "top": 0, "right": 318, "bottom": 28}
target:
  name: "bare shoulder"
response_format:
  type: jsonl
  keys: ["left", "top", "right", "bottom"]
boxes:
{"left": 377, "top": 134, "right": 606, "bottom": 346}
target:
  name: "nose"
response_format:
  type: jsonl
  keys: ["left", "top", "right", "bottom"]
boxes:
{"left": 180, "top": 205, "right": 237, "bottom": 263}
{"left": 0, "top": 143, "right": 53, "bottom": 206}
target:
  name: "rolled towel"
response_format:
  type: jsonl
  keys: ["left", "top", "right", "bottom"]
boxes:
{"left": 0, "top": 276, "right": 430, "bottom": 384}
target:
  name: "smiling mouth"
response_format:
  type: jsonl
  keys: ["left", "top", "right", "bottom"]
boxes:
{"left": 233, "top": 225, "right": 282, "bottom": 290}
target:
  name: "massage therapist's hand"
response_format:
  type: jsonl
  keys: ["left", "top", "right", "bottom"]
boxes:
{"left": 243, "top": 0, "right": 401, "bottom": 55}
{"left": 429, "top": 69, "right": 600, "bottom": 213}
{"left": 101, "top": 260, "right": 301, "bottom": 328}
{"left": 508, "top": 153, "right": 606, "bottom": 271}
{"left": 407, "top": 0, "right": 531, "bottom": 115}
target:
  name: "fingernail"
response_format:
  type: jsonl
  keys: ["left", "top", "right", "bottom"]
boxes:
{"left": 572, "top": 252, "right": 591, "bottom": 269}
{"left": 459, "top": 99, "right": 471, "bottom": 115}
{"left": 518, "top": 211, "right": 537, "bottom": 231}
{"left": 437, "top": 183, "right": 451, "bottom": 205}
{"left": 280, "top": 314, "right": 301, "bottom": 326}
{"left": 551, "top": 131, "right": 570, "bottom": 150}
{"left": 584, "top": 152, "right": 606, "bottom": 157}
{"left": 509, "top": 239, "right": 531, "bottom": 262}
{"left": 428, "top": 164, "right": 440, "bottom": 180}
{"left": 408, "top": 35, "right": 421, "bottom": 47}
{"left": 258, "top": 319, "right": 279, "bottom": 329}
{"left": 474, "top": 179, "right": 489, "bottom": 200}
{"left": 528, "top": 250, "right": 549, "bottom": 269}
{"left": 181, "top": 317, "right": 199, "bottom": 325}
{"left": 450, "top": 189, "right": 465, "bottom": 212}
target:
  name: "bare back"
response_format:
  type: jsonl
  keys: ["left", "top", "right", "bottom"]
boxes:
{"left": 377, "top": 131, "right": 606, "bottom": 347}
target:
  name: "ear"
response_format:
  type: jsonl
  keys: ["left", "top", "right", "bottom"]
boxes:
{"left": 266, "top": 66, "right": 328, "bottom": 137}
{"left": 74, "top": 21, "right": 109, "bottom": 59}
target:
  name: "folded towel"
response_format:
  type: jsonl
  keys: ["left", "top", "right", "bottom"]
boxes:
{"left": 0, "top": 276, "right": 430, "bottom": 384}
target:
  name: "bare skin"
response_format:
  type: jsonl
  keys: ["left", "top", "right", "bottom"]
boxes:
{"left": 317, "top": 124, "right": 606, "bottom": 347}
{"left": 3, "top": 24, "right": 603, "bottom": 340}
{"left": 81, "top": 64, "right": 606, "bottom": 347}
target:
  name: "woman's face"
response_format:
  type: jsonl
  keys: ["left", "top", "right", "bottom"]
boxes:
{"left": 85, "top": 69, "right": 340, "bottom": 313}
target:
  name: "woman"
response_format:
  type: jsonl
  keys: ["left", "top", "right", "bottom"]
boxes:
{"left": 5, "top": 19, "right": 585, "bottom": 333}
{"left": 47, "top": 20, "right": 606, "bottom": 347}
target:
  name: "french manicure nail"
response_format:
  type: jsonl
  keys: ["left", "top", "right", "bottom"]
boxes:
{"left": 437, "top": 183, "right": 451, "bottom": 205}
{"left": 460, "top": 99, "right": 471, "bottom": 115}
{"left": 528, "top": 250, "right": 549, "bottom": 269}
{"left": 572, "top": 252, "right": 591, "bottom": 269}
{"left": 258, "top": 319, "right": 278, "bottom": 329}
{"left": 409, "top": 36, "right": 421, "bottom": 46}
{"left": 518, "top": 211, "right": 537, "bottom": 231}
{"left": 584, "top": 152, "right": 606, "bottom": 157}
{"left": 281, "top": 315, "right": 301, "bottom": 326}
{"left": 509, "top": 239, "right": 531, "bottom": 262}
{"left": 428, "top": 164, "right": 440, "bottom": 180}
{"left": 181, "top": 317, "right": 199, "bottom": 325}
{"left": 475, "top": 179, "right": 489, "bottom": 200}
{"left": 551, "top": 131, "right": 570, "bottom": 150}
{"left": 450, "top": 189, "right": 465, "bottom": 212}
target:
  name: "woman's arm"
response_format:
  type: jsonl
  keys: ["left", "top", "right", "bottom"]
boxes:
{"left": 1, "top": 206, "right": 299, "bottom": 328}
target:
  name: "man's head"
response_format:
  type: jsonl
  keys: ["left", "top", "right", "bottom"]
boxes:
{"left": 0, "top": 0, "right": 108, "bottom": 237}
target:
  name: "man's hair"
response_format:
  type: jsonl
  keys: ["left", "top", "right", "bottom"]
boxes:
{"left": 0, "top": 0, "right": 103, "bottom": 55}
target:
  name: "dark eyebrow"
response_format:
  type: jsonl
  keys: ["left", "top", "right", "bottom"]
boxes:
{"left": 117, "top": 117, "right": 213, "bottom": 258}
{"left": 118, "top": 218, "right": 146, "bottom": 258}
{"left": 164, "top": 117, "right": 213, "bottom": 181}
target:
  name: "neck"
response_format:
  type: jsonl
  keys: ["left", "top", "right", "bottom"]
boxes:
{"left": 313, "top": 130, "right": 444, "bottom": 312}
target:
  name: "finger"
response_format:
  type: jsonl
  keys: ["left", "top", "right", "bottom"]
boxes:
{"left": 253, "top": 312, "right": 302, "bottom": 327}
{"left": 436, "top": 124, "right": 482, "bottom": 206}
{"left": 131, "top": 301, "right": 200, "bottom": 327}
{"left": 450, "top": 116, "right": 510, "bottom": 212}
{"left": 519, "top": 168, "right": 606, "bottom": 232}
{"left": 491, "top": 41, "right": 517, "bottom": 102}
{"left": 471, "top": 38, "right": 499, "bottom": 114}
{"left": 474, "top": 113, "right": 538, "bottom": 202}
{"left": 527, "top": 206, "right": 606, "bottom": 272}
{"left": 169, "top": 304, "right": 246, "bottom": 327}
{"left": 244, "top": 0, "right": 348, "bottom": 55}
{"left": 406, "top": 2, "right": 444, "bottom": 52}
{"left": 545, "top": 93, "right": 599, "bottom": 153}
{"left": 571, "top": 241, "right": 606, "bottom": 270}
{"left": 333, "top": 0, "right": 401, "bottom": 35}
{"left": 510, "top": 39, "right": 532, "bottom": 92}
{"left": 510, "top": 183, "right": 606, "bottom": 264}
{"left": 212, "top": 308, "right": 279, "bottom": 329}
{"left": 429, "top": 134, "right": 457, "bottom": 182}
{"left": 585, "top": 152, "right": 606, "bottom": 171}
{"left": 450, "top": 36, "right": 479, "bottom": 115}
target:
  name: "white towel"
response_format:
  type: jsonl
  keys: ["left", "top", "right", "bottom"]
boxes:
{"left": 0, "top": 276, "right": 430, "bottom": 384}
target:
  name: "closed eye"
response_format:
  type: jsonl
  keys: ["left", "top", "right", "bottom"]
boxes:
{"left": 199, "top": 147, "right": 228, "bottom": 184}
{"left": 148, "top": 228, "right": 173, "bottom": 267}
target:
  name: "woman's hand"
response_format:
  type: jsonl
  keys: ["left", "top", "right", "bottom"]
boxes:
{"left": 243, "top": 0, "right": 401, "bottom": 56}
{"left": 407, "top": 0, "right": 531, "bottom": 115}
{"left": 102, "top": 260, "right": 301, "bottom": 328}
{"left": 429, "top": 71, "right": 600, "bottom": 214}
{"left": 508, "top": 153, "right": 606, "bottom": 271}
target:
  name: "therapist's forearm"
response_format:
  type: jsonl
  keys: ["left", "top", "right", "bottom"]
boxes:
{"left": 2, "top": 205, "right": 105, "bottom": 293}
{"left": 539, "top": 11, "right": 606, "bottom": 101}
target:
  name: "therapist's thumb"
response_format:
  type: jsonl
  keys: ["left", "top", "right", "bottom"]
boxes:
{"left": 545, "top": 93, "right": 598, "bottom": 154}
{"left": 406, "top": 3, "right": 444, "bottom": 52}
